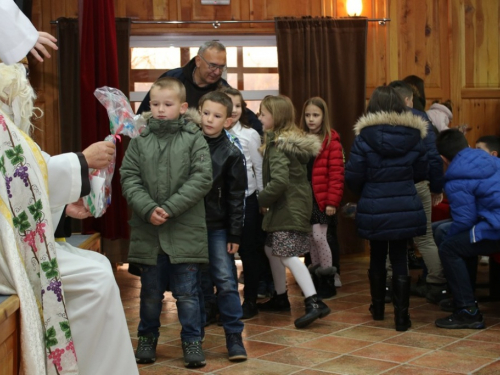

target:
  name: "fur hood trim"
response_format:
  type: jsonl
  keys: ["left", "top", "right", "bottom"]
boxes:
{"left": 140, "top": 107, "right": 201, "bottom": 127}
{"left": 271, "top": 130, "right": 322, "bottom": 158}
{"left": 354, "top": 111, "right": 428, "bottom": 138}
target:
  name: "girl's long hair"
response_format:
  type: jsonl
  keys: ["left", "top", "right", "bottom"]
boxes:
{"left": 219, "top": 86, "right": 250, "bottom": 128}
{"left": 300, "top": 97, "right": 332, "bottom": 145}
{"left": 260, "top": 95, "right": 298, "bottom": 135}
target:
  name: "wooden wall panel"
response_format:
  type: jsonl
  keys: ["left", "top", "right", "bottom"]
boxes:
{"left": 251, "top": 0, "right": 323, "bottom": 20}
{"left": 388, "top": 0, "right": 449, "bottom": 101}
{"left": 461, "top": 99, "right": 500, "bottom": 143}
{"left": 464, "top": 0, "right": 500, "bottom": 88}
{"left": 27, "top": 0, "right": 500, "bottom": 156}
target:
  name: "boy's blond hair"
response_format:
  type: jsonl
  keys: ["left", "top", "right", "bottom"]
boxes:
{"left": 151, "top": 77, "right": 187, "bottom": 102}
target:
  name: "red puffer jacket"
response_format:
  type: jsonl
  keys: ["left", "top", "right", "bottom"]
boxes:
{"left": 311, "top": 130, "right": 345, "bottom": 211}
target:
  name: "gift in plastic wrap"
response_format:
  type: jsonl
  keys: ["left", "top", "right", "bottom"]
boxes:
{"left": 83, "top": 86, "right": 146, "bottom": 217}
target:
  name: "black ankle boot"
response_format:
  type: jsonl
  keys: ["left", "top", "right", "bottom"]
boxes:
{"left": 393, "top": 275, "right": 412, "bottom": 331}
{"left": 315, "top": 266, "right": 337, "bottom": 299}
{"left": 294, "top": 294, "right": 331, "bottom": 328}
{"left": 368, "top": 269, "right": 386, "bottom": 320}
{"left": 256, "top": 291, "right": 291, "bottom": 311}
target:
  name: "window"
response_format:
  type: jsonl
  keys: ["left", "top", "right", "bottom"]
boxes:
{"left": 129, "top": 35, "right": 279, "bottom": 113}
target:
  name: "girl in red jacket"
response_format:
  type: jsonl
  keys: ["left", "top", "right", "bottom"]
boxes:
{"left": 301, "top": 97, "right": 345, "bottom": 298}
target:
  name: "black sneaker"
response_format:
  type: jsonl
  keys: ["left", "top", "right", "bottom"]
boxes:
{"left": 439, "top": 298, "right": 455, "bottom": 312}
{"left": 135, "top": 334, "right": 158, "bottom": 364}
{"left": 410, "top": 275, "right": 426, "bottom": 297}
{"left": 182, "top": 341, "right": 206, "bottom": 368}
{"left": 226, "top": 333, "right": 247, "bottom": 361}
{"left": 241, "top": 300, "right": 258, "bottom": 319}
{"left": 425, "top": 283, "right": 449, "bottom": 304}
{"left": 435, "top": 307, "right": 485, "bottom": 329}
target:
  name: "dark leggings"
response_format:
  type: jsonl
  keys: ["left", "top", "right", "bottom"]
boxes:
{"left": 370, "top": 239, "right": 408, "bottom": 277}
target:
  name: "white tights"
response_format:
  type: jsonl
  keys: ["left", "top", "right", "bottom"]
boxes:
{"left": 310, "top": 224, "right": 333, "bottom": 268}
{"left": 264, "top": 246, "right": 316, "bottom": 298}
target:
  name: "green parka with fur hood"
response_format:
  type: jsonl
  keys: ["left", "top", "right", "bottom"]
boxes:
{"left": 120, "top": 108, "right": 212, "bottom": 265}
{"left": 258, "top": 130, "right": 322, "bottom": 233}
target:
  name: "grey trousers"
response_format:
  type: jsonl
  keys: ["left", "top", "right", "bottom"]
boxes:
{"left": 413, "top": 181, "right": 446, "bottom": 284}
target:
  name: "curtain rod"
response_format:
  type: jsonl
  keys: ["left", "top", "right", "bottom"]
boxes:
{"left": 133, "top": 18, "right": 390, "bottom": 27}
{"left": 51, "top": 18, "right": 390, "bottom": 27}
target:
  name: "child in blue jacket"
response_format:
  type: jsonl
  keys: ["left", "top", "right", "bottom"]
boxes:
{"left": 434, "top": 129, "right": 500, "bottom": 329}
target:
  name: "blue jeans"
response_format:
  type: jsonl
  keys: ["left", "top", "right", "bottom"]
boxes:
{"left": 200, "top": 229, "right": 243, "bottom": 333}
{"left": 439, "top": 231, "right": 500, "bottom": 308}
{"left": 138, "top": 253, "right": 202, "bottom": 342}
{"left": 432, "top": 219, "right": 453, "bottom": 248}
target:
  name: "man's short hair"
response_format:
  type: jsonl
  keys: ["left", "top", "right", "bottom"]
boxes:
{"left": 388, "top": 80, "right": 414, "bottom": 103}
{"left": 198, "top": 41, "right": 226, "bottom": 56}
{"left": 436, "top": 129, "right": 469, "bottom": 161}
{"left": 476, "top": 135, "right": 500, "bottom": 156}
{"left": 199, "top": 91, "right": 233, "bottom": 117}
{"left": 151, "top": 77, "right": 186, "bottom": 102}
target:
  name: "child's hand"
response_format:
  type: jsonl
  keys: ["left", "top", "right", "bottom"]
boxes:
{"left": 66, "top": 199, "right": 92, "bottom": 219}
{"left": 150, "top": 207, "right": 169, "bottom": 225}
{"left": 431, "top": 193, "right": 444, "bottom": 206}
{"left": 325, "top": 205, "right": 336, "bottom": 216}
{"left": 260, "top": 207, "right": 269, "bottom": 215}
{"left": 227, "top": 243, "right": 239, "bottom": 254}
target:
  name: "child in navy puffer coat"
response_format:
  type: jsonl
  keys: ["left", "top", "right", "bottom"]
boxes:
{"left": 345, "top": 86, "right": 428, "bottom": 332}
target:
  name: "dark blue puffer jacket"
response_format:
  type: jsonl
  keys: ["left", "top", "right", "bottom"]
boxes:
{"left": 445, "top": 148, "right": 500, "bottom": 243}
{"left": 409, "top": 108, "right": 444, "bottom": 193}
{"left": 345, "top": 111, "right": 429, "bottom": 241}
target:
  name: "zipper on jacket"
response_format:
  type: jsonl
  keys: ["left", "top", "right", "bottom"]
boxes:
{"left": 218, "top": 187, "right": 222, "bottom": 209}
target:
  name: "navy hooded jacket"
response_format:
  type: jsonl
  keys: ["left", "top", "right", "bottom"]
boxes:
{"left": 445, "top": 148, "right": 500, "bottom": 243}
{"left": 345, "top": 111, "right": 428, "bottom": 241}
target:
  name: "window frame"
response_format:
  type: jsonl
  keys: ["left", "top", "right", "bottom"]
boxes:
{"left": 129, "top": 35, "right": 279, "bottom": 106}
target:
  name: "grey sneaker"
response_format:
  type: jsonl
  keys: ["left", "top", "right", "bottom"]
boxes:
{"left": 182, "top": 341, "right": 206, "bottom": 368}
{"left": 135, "top": 334, "right": 158, "bottom": 364}
{"left": 226, "top": 333, "right": 247, "bottom": 361}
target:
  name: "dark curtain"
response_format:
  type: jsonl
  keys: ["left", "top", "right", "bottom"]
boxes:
{"left": 275, "top": 17, "right": 368, "bottom": 254}
{"left": 79, "top": 1, "right": 130, "bottom": 242}
{"left": 57, "top": 18, "right": 80, "bottom": 154}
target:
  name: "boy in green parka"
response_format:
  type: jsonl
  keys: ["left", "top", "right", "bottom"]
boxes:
{"left": 120, "top": 77, "right": 212, "bottom": 369}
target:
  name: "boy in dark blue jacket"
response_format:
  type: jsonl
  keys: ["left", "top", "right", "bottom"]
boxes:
{"left": 198, "top": 91, "right": 248, "bottom": 361}
{"left": 434, "top": 129, "right": 500, "bottom": 329}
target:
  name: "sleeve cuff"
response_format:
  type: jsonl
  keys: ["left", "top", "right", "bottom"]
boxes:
{"left": 227, "top": 234, "right": 240, "bottom": 245}
{"left": 76, "top": 152, "right": 91, "bottom": 197}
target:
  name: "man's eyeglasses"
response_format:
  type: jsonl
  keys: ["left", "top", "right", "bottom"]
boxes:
{"left": 198, "top": 54, "right": 226, "bottom": 72}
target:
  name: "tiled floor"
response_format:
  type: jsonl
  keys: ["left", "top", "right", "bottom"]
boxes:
{"left": 116, "top": 253, "right": 500, "bottom": 375}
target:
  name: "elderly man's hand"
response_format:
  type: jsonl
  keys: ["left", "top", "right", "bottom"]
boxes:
{"left": 29, "top": 32, "right": 58, "bottom": 62}
{"left": 82, "top": 141, "right": 115, "bottom": 170}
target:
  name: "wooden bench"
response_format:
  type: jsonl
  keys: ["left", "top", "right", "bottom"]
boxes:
{"left": 0, "top": 296, "right": 20, "bottom": 375}
{"left": 0, "top": 233, "right": 101, "bottom": 374}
